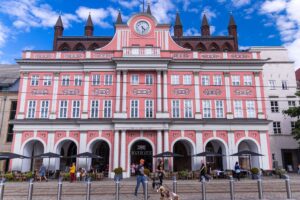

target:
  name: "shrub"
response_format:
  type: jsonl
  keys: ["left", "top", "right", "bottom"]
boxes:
{"left": 113, "top": 167, "right": 123, "bottom": 175}
{"left": 250, "top": 168, "right": 259, "bottom": 175}
{"left": 4, "top": 173, "right": 14, "bottom": 181}
{"left": 275, "top": 168, "right": 286, "bottom": 176}
{"left": 63, "top": 172, "right": 70, "bottom": 181}
{"left": 178, "top": 170, "right": 189, "bottom": 179}
{"left": 25, "top": 172, "right": 34, "bottom": 180}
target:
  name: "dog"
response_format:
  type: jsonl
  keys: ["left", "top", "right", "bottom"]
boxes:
{"left": 157, "top": 186, "right": 179, "bottom": 200}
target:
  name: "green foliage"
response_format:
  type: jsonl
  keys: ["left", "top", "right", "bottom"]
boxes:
{"left": 144, "top": 168, "right": 150, "bottom": 176}
{"left": 4, "top": 173, "right": 14, "bottom": 181}
{"left": 275, "top": 168, "right": 286, "bottom": 176}
{"left": 178, "top": 170, "right": 189, "bottom": 179}
{"left": 25, "top": 172, "right": 34, "bottom": 180}
{"left": 113, "top": 167, "right": 123, "bottom": 175}
{"left": 63, "top": 172, "right": 70, "bottom": 181}
{"left": 250, "top": 167, "right": 259, "bottom": 175}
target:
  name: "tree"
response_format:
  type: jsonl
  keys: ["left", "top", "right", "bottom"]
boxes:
{"left": 283, "top": 91, "right": 300, "bottom": 143}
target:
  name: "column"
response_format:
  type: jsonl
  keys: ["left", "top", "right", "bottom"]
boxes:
{"left": 120, "top": 130, "right": 126, "bottom": 172}
{"left": 79, "top": 132, "right": 88, "bottom": 168}
{"left": 224, "top": 72, "right": 233, "bottom": 119}
{"left": 260, "top": 131, "right": 271, "bottom": 169}
{"left": 163, "top": 130, "right": 169, "bottom": 152}
{"left": 157, "top": 71, "right": 162, "bottom": 113}
{"left": 194, "top": 72, "right": 202, "bottom": 119}
{"left": 47, "top": 132, "right": 55, "bottom": 170}
{"left": 121, "top": 71, "right": 127, "bottom": 118}
{"left": 113, "top": 130, "right": 120, "bottom": 170}
{"left": 157, "top": 130, "right": 162, "bottom": 154}
{"left": 254, "top": 72, "right": 264, "bottom": 119}
{"left": 115, "top": 71, "right": 121, "bottom": 113}
{"left": 50, "top": 72, "right": 59, "bottom": 119}
{"left": 17, "top": 72, "right": 28, "bottom": 119}
{"left": 82, "top": 72, "right": 90, "bottom": 119}
{"left": 11, "top": 132, "right": 22, "bottom": 171}
{"left": 162, "top": 71, "right": 169, "bottom": 117}
{"left": 194, "top": 131, "right": 203, "bottom": 170}
{"left": 227, "top": 131, "right": 236, "bottom": 169}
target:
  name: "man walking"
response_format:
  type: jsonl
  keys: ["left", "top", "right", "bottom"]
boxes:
{"left": 134, "top": 159, "right": 147, "bottom": 197}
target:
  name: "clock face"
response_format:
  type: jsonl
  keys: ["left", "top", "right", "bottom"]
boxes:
{"left": 135, "top": 20, "right": 150, "bottom": 35}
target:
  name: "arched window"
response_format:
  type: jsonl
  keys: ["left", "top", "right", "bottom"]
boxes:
{"left": 209, "top": 43, "right": 220, "bottom": 52}
{"left": 183, "top": 43, "right": 193, "bottom": 50}
{"left": 196, "top": 42, "right": 207, "bottom": 51}
{"left": 222, "top": 42, "right": 233, "bottom": 52}
{"left": 73, "top": 43, "right": 86, "bottom": 51}
{"left": 88, "top": 43, "right": 100, "bottom": 50}
{"left": 58, "top": 43, "right": 71, "bottom": 51}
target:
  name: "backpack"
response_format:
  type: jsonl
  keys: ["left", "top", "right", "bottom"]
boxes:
{"left": 135, "top": 164, "right": 142, "bottom": 176}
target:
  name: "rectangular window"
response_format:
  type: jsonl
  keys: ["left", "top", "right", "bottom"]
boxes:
{"left": 184, "top": 100, "right": 193, "bottom": 118}
{"left": 92, "top": 74, "right": 100, "bottom": 86}
{"left": 201, "top": 75, "right": 210, "bottom": 86}
{"left": 183, "top": 75, "right": 192, "bottom": 85}
{"left": 90, "top": 100, "right": 99, "bottom": 118}
{"left": 215, "top": 100, "right": 224, "bottom": 118}
{"left": 74, "top": 75, "right": 82, "bottom": 86}
{"left": 130, "top": 100, "right": 139, "bottom": 118}
{"left": 270, "top": 101, "right": 279, "bottom": 113}
{"left": 59, "top": 100, "right": 68, "bottom": 118}
{"left": 6, "top": 124, "right": 14, "bottom": 142}
{"left": 282, "top": 80, "right": 288, "bottom": 90}
{"left": 103, "top": 100, "right": 112, "bottom": 118}
{"left": 171, "top": 100, "right": 180, "bottom": 118}
{"left": 31, "top": 75, "right": 39, "bottom": 86}
{"left": 131, "top": 74, "right": 139, "bottom": 85}
{"left": 145, "top": 74, "right": 153, "bottom": 85}
{"left": 234, "top": 100, "right": 243, "bottom": 118}
{"left": 62, "top": 75, "right": 70, "bottom": 86}
{"left": 246, "top": 101, "right": 256, "bottom": 118}
{"left": 104, "top": 74, "right": 113, "bottom": 85}
{"left": 72, "top": 100, "right": 80, "bottom": 118}
{"left": 27, "top": 100, "right": 36, "bottom": 118}
{"left": 291, "top": 121, "right": 296, "bottom": 131}
{"left": 171, "top": 75, "right": 180, "bottom": 85}
{"left": 273, "top": 122, "right": 281, "bottom": 134}
{"left": 43, "top": 75, "right": 52, "bottom": 86}
{"left": 244, "top": 75, "right": 252, "bottom": 86}
{"left": 203, "top": 100, "right": 212, "bottom": 118}
{"left": 40, "top": 100, "right": 49, "bottom": 118}
{"left": 213, "top": 75, "right": 222, "bottom": 86}
{"left": 231, "top": 75, "right": 240, "bottom": 86}
{"left": 145, "top": 99, "right": 154, "bottom": 118}
{"left": 269, "top": 80, "right": 276, "bottom": 90}
{"left": 9, "top": 101, "right": 17, "bottom": 120}
{"left": 288, "top": 101, "right": 296, "bottom": 108}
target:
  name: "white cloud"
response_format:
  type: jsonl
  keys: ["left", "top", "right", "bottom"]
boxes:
{"left": 0, "top": 0, "right": 78, "bottom": 30}
{"left": 184, "top": 28, "right": 200, "bottom": 36}
{"left": 151, "top": 0, "right": 176, "bottom": 23}
{"left": 261, "top": 0, "right": 286, "bottom": 13}
{"left": 232, "top": 0, "right": 251, "bottom": 7}
{"left": 201, "top": 6, "right": 217, "bottom": 21}
{"left": 0, "top": 22, "right": 9, "bottom": 48}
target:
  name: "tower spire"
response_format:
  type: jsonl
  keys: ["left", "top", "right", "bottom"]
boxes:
{"left": 146, "top": 2, "right": 152, "bottom": 15}
{"left": 174, "top": 12, "right": 183, "bottom": 37}
{"left": 228, "top": 13, "right": 238, "bottom": 50}
{"left": 201, "top": 14, "right": 210, "bottom": 36}
{"left": 53, "top": 15, "right": 64, "bottom": 50}
{"left": 85, "top": 13, "right": 94, "bottom": 36}
{"left": 115, "top": 10, "right": 123, "bottom": 25}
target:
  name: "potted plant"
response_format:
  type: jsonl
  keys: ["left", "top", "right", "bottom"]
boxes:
{"left": 25, "top": 172, "right": 34, "bottom": 180}
{"left": 114, "top": 167, "right": 123, "bottom": 181}
{"left": 178, "top": 170, "right": 188, "bottom": 179}
{"left": 4, "top": 173, "right": 14, "bottom": 181}
{"left": 250, "top": 168, "right": 260, "bottom": 179}
{"left": 63, "top": 172, "right": 70, "bottom": 181}
{"left": 275, "top": 168, "right": 287, "bottom": 179}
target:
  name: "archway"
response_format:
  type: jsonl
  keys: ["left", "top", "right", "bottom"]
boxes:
{"left": 205, "top": 140, "right": 227, "bottom": 170}
{"left": 183, "top": 43, "right": 193, "bottom": 50}
{"left": 90, "top": 140, "right": 110, "bottom": 176}
{"left": 130, "top": 140, "right": 153, "bottom": 172}
{"left": 22, "top": 140, "right": 45, "bottom": 172}
{"left": 238, "top": 140, "right": 260, "bottom": 169}
{"left": 173, "top": 140, "right": 192, "bottom": 171}
{"left": 56, "top": 140, "right": 77, "bottom": 171}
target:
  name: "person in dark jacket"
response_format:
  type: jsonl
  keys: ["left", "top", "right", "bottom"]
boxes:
{"left": 234, "top": 162, "right": 241, "bottom": 181}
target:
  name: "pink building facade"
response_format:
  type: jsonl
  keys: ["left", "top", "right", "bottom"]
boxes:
{"left": 12, "top": 13, "right": 271, "bottom": 178}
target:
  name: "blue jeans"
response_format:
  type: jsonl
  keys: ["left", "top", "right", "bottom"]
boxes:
{"left": 134, "top": 175, "right": 145, "bottom": 195}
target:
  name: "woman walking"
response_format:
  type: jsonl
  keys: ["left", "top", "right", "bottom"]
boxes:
{"left": 234, "top": 162, "right": 241, "bottom": 181}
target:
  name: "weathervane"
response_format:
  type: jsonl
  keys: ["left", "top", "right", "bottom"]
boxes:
{"left": 138, "top": 0, "right": 150, "bottom": 13}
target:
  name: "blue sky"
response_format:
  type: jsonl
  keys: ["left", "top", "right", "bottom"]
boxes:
{"left": 0, "top": 0, "right": 299, "bottom": 67}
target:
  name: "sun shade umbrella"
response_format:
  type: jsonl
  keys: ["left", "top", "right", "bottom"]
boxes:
{"left": 0, "top": 152, "right": 30, "bottom": 172}
{"left": 71, "top": 152, "right": 103, "bottom": 170}
{"left": 153, "top": 151, "right": 183, "bottom": 171}
{"left": 34, "top": 152, "right": 62, "bottom": 178}
{"left": 230, "top": 150, "right": 264, "bottom": 169}
{"left": 192, "top": 151, "right": 224, "bottom": 157}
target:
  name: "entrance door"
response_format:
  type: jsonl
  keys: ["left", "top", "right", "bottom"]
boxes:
{"left": 92, "top": 141, "right": 110, "bottom": 175}
{"left": 282, "top": 150, "right": 294, "bottom": 171}
{"left": 130, "top": 141, "right": 153, "bottom": 171}
{"left": 173, "top": 141, "right": 191, "bottom": 171}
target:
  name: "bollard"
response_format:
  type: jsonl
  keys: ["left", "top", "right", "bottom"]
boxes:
{"left": 285, "top": 175, "right": 292, "bottom": 199}
{"left": 115, "top": 179, "right": 120, "bottom": 200}
{"left": 0, "top": 179, "right": 5, "bottom": 200}
{"left": 229, "top": 176, "right": 235, "bottom": 200}
{"left": 144, "top": 179, "right": 148, "bottom": 200}
{"left": 257, "top": 178, "right": 263, "bottom": 199}
{"left": 201, "top": 177, "right": 206, "bottom": 200}
{"left": 57, "top": 177, "right": 63, "bottom": 200}
{"left": 173, "top": 176, "right": 177, "bottom": 194}
{"left": 86, "top": 177, "right": 91, "bottom": 200}
{"left": 27, "top": 178, "right": 34, "bottom": 200}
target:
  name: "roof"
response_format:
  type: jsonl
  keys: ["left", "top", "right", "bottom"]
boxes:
{"left": 55, "top": 15, "right": 64, "bottom": 28}
{"left": 202, "top": 14, "right": 209, "bottom": 26}
{"left": 85, "top": 14, "right": 94, "bottom": 27}
{"left": 0, "top": 64, "right": 20, "bottom": 89}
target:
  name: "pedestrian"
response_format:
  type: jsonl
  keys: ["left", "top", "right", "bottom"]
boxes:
{"left": 298, "top": 164, "right": 300, "bottom": 174}
{"left": 69, "top": 162, "right": 76, "bottom": 182}
{"left": 199, "top": 161, "right": 210, "bottom": 182}
{"left": 157, "top": 160, "right": 164, "bottom": 186}
{"left": 134, "top": 159, "right": 147, "bottom": 197}
{"left": 76, "top": 168, "right": 81, "bottom": 181}
{"left": 234, "top": 161, "right": 241, "bottom": 181}
{"left": 39, "top": 164, "right": 48, "bottom": 182}
{"left": 131, "top": 163, "right": 136, "bottom": 176}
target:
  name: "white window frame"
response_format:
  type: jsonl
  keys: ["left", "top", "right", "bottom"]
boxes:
{"left": 243, "top": 75, "right": 252, "bottom": 86}
{"left": 213, "top": 75, "right": 222, "bottom": 86}
{"left": 171, "top": 75, "right": 180, "bottom": 85}
{"left": 270, "top": 101, "right": 279, "bottom": 113}
{"left": 269, "top": 80, "right": 276, "bottom": 90}
{"left": 90, "top": 100, "right": 99, "bottom": 118}
{"left": 43, "top": 75, "right": 52, "bottom": 86}
{"left": 273, "top": 122, "right": 281, "bottom": 134}
{"left": 72, "top": 100, "right": 80, "bottom": 118}
{"left": 184, "top": 100, "right": 193, "bottom": 118}
{"left": 104, "top": 74, "right": 113, "bottom": 85}
{"left": 62, "top": 75, "right": 70, "bottom": 86}
{"left": 183, "top": 75, "right": 192, "bottom": 85}
{"left": 145, "top": 74, "right": 153, "bottom": 85}
{"left": 31, "top": 75, "right": 39, "bottom": 86}
{"left": 288, "top": 100, "right": 296, "bottom": 108}
{"left": 215, "top": 100, "right": 224, "bottom": 118}
{"left": 282, "top": 80, "right": 288, "bottom": 90}
{"left": 92, "top": 74, "right": 100, "bottom": 86}
{"left": 59, "top": 100, "right": 68, "bottom": 118}
{"left": 131, "top": 74, "right": 139, "bottom": 85}
{"left": 203, "top": 100, "right": 212, "bottom": 118}
{"left": 40, "top": 100, "right": 49, "bottom": 118}
{"left": 171, "top": 100, "right": 180, "bottom": 118}
{"left": 145, "top": 99, "right": 154, "bottom": 118}
{"left": 234, "top": 100, "right": 243, "bottom": 118}
{"left": 103, "top": 100, "right": 112, "bottom": 118}
{"left": 246, "top": 100, "right": 256, "bottom": 118}
{"left": 27, "top": 100, "right": 36, "bottom": 118}
{"left": 201, "top": 75, "right": 210, "bottom": 86}
{"left": 74, "top": 75, "right": 82, "bottom": 86}
{"left": 130, "top": 100, "right": 139, "bottom": 118}
{"left": 231, "top": 75, "right": 240, "bottom": 86}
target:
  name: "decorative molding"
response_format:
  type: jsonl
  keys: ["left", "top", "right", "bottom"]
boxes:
{"left": 234, "top": 89, "right": 252, "bottom": 96}
{"left": 92, "top": 88, "right": 111, "bottom": 96}
{"left": 132, "top": 89, "right": 152, "bottom": 95}
{"left": 173, "top": 88, "right": 190, "bottom": 95}
{"left": 203, "top": 89, "right": 222, "bottom": 96}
